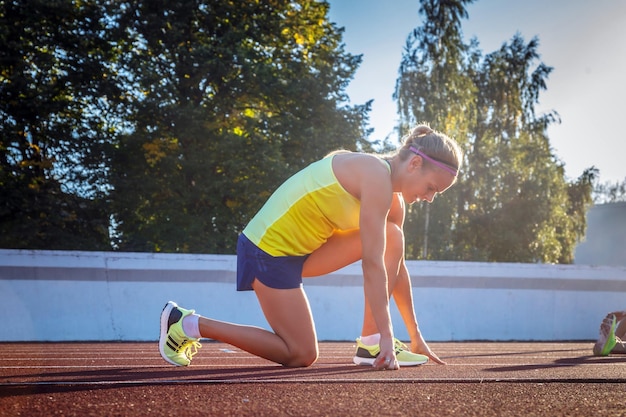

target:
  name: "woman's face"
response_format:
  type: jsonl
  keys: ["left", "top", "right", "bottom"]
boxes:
{"left": 403, "top": 157, "right": 456, "bottom": 205}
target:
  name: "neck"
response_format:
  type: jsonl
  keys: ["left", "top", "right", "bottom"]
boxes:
{"left": 387, "top": 156, "right": 402, "bottom": 193}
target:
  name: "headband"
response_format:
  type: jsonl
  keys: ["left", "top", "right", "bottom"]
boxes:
{"left": 409, "top": 146, "right": 458, "bottom": 176}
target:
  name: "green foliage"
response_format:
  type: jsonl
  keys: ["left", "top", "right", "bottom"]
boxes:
{"left": 396, "top": 0, "right": 476, "bottom": 260}
{"left": 1, "top": 0, "right": 368, "bottom": 252}
{"left": 396, "top": 0, "right": 595, "bottom": 263}
{"left": 557, "top": 167, "right": 597, "bottom": 263}
{"left": 107, "top": 0, "right": 369, "bottom": 253}
{"left": 0, "top": 0, "right": 118, "bottom": 249}
{"left": 1, "top": 0, "right": 597, "bottom": 261}
{"left": 593, "top": 176, "right": 626, "bottom": 204}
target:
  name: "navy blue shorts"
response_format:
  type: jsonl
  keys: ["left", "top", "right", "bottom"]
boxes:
{"left": 236, "top": 234, "right": 309, "bottom": 291}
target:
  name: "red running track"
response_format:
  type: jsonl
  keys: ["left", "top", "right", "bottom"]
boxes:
{"left": 1, "top": 341, "right": 625, "bottom": 416}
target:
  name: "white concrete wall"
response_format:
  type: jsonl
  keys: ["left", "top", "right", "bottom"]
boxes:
{"left": 1, "top": 249, "right": 625, "bottom": 342}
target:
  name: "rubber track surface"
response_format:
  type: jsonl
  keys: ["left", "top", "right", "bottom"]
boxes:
{"left": 1, "top": 342, "right": 625, "bottom": 416}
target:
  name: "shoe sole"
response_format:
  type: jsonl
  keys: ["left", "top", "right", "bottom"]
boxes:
{"left": 159, "top": 301, "right": 184, "bottom": 366}
{"left": 352, "top": 356, "right": 428, "bottom": 367}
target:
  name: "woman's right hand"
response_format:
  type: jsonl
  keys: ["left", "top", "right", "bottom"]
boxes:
{"left": 374, "top": 336, "right": 399, "bottom": 370}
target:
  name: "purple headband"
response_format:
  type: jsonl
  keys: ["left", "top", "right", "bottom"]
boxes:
{"left": 409, "top": 146, "right": 458, "bottom": 176}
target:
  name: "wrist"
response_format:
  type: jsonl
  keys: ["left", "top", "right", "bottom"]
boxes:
{"left": 409, "top": 326, "right": 422, "bottom": 341}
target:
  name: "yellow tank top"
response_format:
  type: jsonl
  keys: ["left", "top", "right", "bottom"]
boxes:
{"left": 243, "top": 154, "right": 362, "bottom": 256}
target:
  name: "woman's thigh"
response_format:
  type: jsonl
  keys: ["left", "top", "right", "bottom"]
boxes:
{"left": 302, "top": 222, "right": 405, "bottom": 278}
{"left": 302, "top": 229, "right": 362, "bottom": 277}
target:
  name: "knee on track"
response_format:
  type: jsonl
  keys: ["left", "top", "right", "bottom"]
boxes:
{"left": 284, "top": 345, "right": 319, "bottom": 368}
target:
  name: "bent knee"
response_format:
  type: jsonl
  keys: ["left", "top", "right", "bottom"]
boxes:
{"left": 284, "top": 345, "right": 319, "bottom": 368}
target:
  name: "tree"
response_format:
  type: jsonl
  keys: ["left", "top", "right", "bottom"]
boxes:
{"left": 0, "top": 0, "right": 122, "bottom": 250}
{"left": 108, "top": 0, "right": 371, "bottom": 253}
{"left": 593, "top": 176, "right": 626, "bottom": 204}
{"left": 395, "top": 0, "right": 595, "bottom": 263}
{"left": 458, "top": 35, "right": 574, "bottom": 263}
{"left": 557, "top": 167, "right": 597, "bottom": 263}
{"left": 395, "top": 0, "right": 476, "bottom": 260}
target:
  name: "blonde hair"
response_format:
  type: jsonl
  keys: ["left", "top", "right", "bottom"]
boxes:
{"left": 398, "top": 124, "right": 462, "bottom": 174}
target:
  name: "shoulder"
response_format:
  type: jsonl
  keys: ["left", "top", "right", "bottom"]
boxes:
{"left": 332, "top": 152, "right": 389, "bottom": 175}
{"left": 332, "top": 153, "right": 392, "bottom": 199}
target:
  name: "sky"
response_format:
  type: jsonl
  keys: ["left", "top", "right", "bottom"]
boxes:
{"left": 326, "top": 0, "right": 626, "bottom": 184}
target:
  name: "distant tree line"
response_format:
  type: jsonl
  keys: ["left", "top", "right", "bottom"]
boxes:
{"left": 0, "top": 0, "right": 600, "bottom": 263}
{"left": 393, "top": 0, "right": 599, "bottom": 263}
{"left": 593, "top": 177, "right": 626, "bottom": 204}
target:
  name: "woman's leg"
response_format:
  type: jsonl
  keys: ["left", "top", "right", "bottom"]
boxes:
{"left": 302, "top": 229, "right": 361, "bottom": 277}
{"left": 197, "top": 279, "right": 318, "bottom": 367}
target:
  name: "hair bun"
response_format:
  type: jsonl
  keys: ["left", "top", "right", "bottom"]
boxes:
{"left": 411, "top": 124, "right": 434, "bottom": 138}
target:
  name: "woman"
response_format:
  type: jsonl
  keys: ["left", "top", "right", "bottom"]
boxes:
{"left": 160, "top": 124, "right": 462, "bottom": 370}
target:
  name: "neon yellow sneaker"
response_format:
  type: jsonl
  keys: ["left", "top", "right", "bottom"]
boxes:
{"left": 593, "top": 314, "right": 617, "bottom": 356}
{"left": 159, "top": 301, "right": 202, "bottom": 366}
{"left": 353, "top": 337, "right": 428, "bottom": 367}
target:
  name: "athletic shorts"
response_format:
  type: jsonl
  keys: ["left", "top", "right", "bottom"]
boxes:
{"left": 236, "top": 234, "right": 309, "bottom": 291}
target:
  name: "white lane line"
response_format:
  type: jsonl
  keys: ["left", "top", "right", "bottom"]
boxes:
{"left": 1, "top": 377, "right": 625, "bottom": 386}
{"left": 1, "top": 362, "right": 622, "bottom": 370}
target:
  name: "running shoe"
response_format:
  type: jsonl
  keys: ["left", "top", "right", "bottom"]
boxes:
{"left": 353, "top": 337, "right": 429, "bottom": 366}
{"left": 159, "top": 301, "right": 202, "bottom": 366}
{"left": 593, "top": 313, "right": 617, "bottom": 356}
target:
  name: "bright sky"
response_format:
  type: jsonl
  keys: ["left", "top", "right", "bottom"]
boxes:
{"left": 327, "top": 0, "right": 626, "bottom": 184}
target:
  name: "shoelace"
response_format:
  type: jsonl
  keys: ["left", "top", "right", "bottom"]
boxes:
{"left": 394, "top": 338, "right": 409, "bottom": 353}
{"left": 180, "top": 339, "right": 202, "bottom": 360}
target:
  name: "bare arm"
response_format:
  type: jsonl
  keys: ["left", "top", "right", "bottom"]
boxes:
{"left": 359, "top": 163, "right": 398, "bottom": 369}
{"left": 388, "top": 195, "right": 446, "bottom": 364}
{"left": 393, "top": 262, "right": 446, "bottom": 364}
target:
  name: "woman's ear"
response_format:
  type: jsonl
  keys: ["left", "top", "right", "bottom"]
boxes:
{"left": 409, "top": 154, "right": 423, "bottom": 172}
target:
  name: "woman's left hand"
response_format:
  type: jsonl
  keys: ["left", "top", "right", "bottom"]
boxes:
{"left": 411, "top": 338, "right": 447, "bottom": 365}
